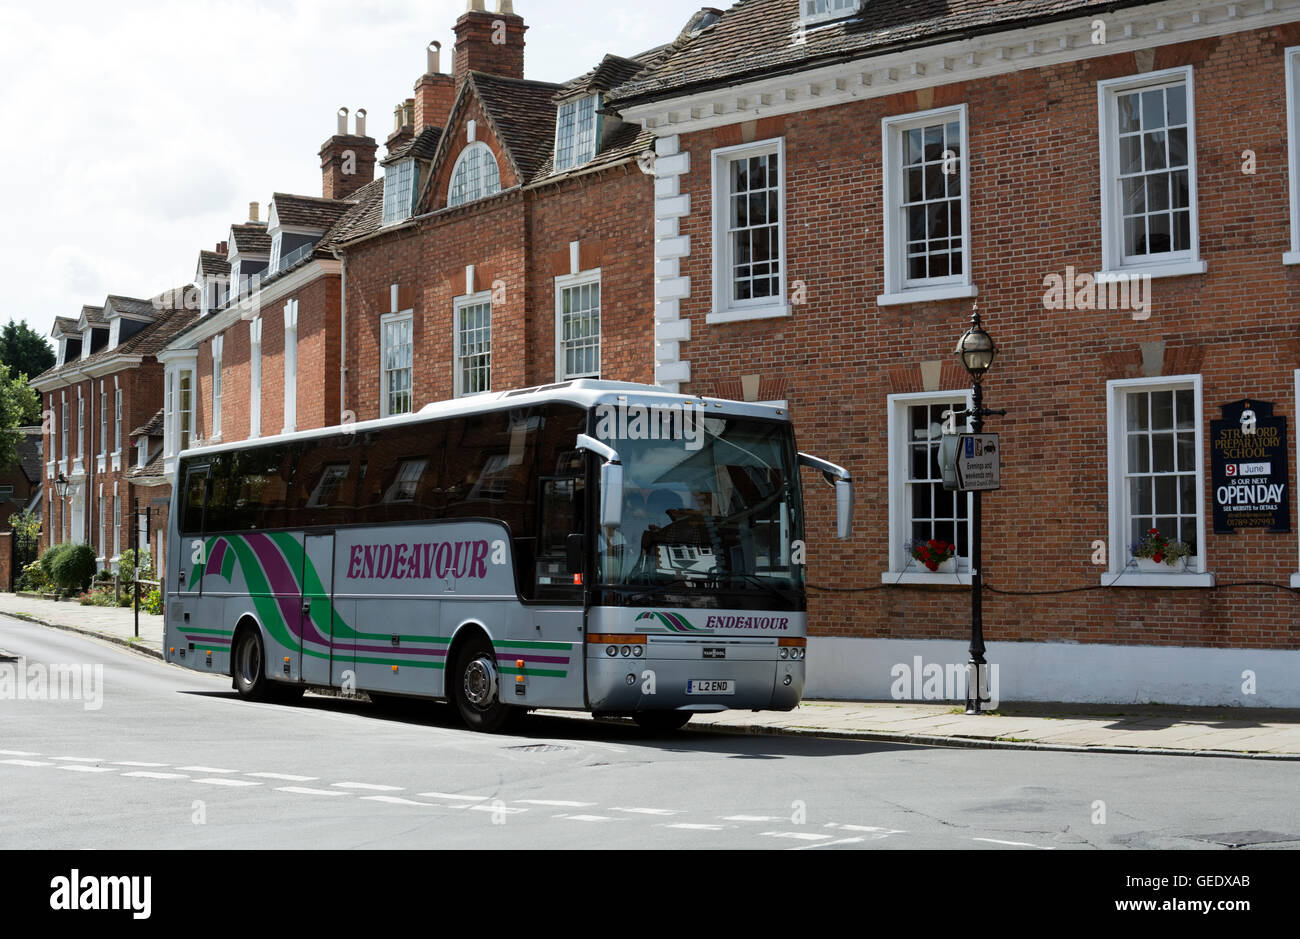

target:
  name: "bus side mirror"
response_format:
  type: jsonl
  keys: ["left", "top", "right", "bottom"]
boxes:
{"left": 565, "top": 533, "right": 584, "bottom": 574}
{"left": 835, "top": 479, "right": 853, "bottom": 540}
{"left": 600, "top": 462, "right": 623, "bottom": 530}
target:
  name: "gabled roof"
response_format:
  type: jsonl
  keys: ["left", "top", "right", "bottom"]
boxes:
{"left": 131, "top": 408, "right": 165, "bottom": 438}
{"left": 470, "top": 72, "right": 566, "bottom": 184}
{"left": 104, "top": 295, "right": 158, "bottom": 320}
{"left": 381, "top": 124, "right": 444, "bottom": 166}
{"left": 78, "top": 305, "right": 108, "bottom": 328}
{"left": 558, "top": 52, "right": 661, "bottom": 100}
{"left": 31, "top": 307, "right": 200, "bottom": 385}
{"left": 52, "top": 316, "right": 79, "bottom": 338}
{"left": 610, "top": 0, "right": 1161, "bottom": 105}
{"left": 198, "top": 250, "right": 230, "bottom": 278}
{"left": 229, "top": 222, "right": 270, "bottom": 257}
{"left": 317, "top": 176, "right": 387, "bottom": 248}
{"left": 269, "top": 192, "right": 355, "bottom": 231}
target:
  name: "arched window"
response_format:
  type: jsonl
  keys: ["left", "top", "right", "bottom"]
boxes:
{"left": 447, "top": 142, "right": 501, "bottom": 207}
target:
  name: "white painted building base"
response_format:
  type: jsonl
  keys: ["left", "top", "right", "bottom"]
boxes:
{"left": 806, "top": 637, "right": 1300, "bottom": 708}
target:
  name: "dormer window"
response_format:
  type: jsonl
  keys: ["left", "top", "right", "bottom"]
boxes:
{"left": 383, "top": 159, "right": 418, "bottom": 225}
{"left": 447, "top": 144, "right": 501, "bottom": 208}
{"left": 555, "top": 94, "right": 600, "bottom": 172}
{"left": 268, "top": 234, "right": 282, "bottom": 271}
{"left": 800, "top": 0, "right": 860, "bottom": 26}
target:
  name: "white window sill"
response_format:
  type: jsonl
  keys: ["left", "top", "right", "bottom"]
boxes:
{"left": 1101, "top": 570, "right": 1215, "bottom": 588}
{"left": 1284, "top": 251, "right": 1300, "bottom": 266}
{"left": 882, "top": 570, "right": 972, "bottom": 586}
{"left": 876, "top": 283, "right": 977, "bottom": 307}
{"left": 706, "top": 303, "right": 790, "bottom": 325}
{"left": 1095, "top": 259, "right": 1206, "bottom": 282}
{"left": 112, "top": 454, "right": 121, "bottom": 472}
{"left": 207, "top": 435, "right": 222, "bottom": 445}
{"left": 1290, "top": 573, "right": 1300, "bottom": 589}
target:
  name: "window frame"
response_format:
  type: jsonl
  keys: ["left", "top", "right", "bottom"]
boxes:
{"left": 453, "top": 291, "right": 493, "bottom": 398}
{"left": 99, "top": 386, "right": 107, "bottom": 457}
{"left": 799, "top": 0, "right": 860, "bottom": 27}
{"left": 380, "top": 308, "right": 415, "bottom": 418}
{"left": 554, "top": 269, "right": 601, "bottom": 381}
{"left": 114, "top": 387, "right": 122, "bottom": 453}
{"left": 210, "top": 335, "right": 223, "bottom": 442}
{"left": 382, "top": 158, "right": 418, "bottom": 227}
{"left": 554, "top": 94, "right": 601, "bottom": 172}
{"left": 1286, "top": 47, "right": 1300, "bottom": 265}
{"left": 878, "top": 103, "right": 975, "bottom": 306}
{"left": 885, "top": 389, "right": 975, "bottom": 584}
{"left": 709, "top": 136, "right": 789, "bottom": 324}
{"left": 447, "top": 143, "right": 502, "bottom": 208}
{"left": 1104, "top": 373, "right": 1213, "bottom": 587}
{"left": 1097, "top": 65, "right": 1206, "bottom": 280}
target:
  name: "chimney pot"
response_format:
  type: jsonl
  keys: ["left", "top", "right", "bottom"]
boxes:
{"left": 249, "top": 201, "right": 259, "bottom": 222}
{"left": 336, "top": 106, "right": 349, "bottom": 135}
{"left": 497, "top": 0, "right": 514, "bottom": 13}
{"left": 467, "top": 0, "right": 486, "bottom": 10}
{"left": 428, "top": 40, "right": 442, "bottom": 74}
{"left": 355, "top": 108, "right": 367, "bottom": 137}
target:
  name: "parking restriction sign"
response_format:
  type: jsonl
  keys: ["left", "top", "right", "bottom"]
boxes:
{"left": 956, "top": 434, "right": 1001, "bottom": 491}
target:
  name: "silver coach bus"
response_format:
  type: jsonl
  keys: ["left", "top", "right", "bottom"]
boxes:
{"left": 164, "top": 380, "right": 852, "bottom": 732}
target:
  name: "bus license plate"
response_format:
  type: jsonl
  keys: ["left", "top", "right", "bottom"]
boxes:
{"left": 686, "top": 680, "right": 734, "bottom": 695}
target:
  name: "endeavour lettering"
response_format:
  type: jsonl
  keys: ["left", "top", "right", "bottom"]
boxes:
{"left": 703, "top": 615, "right": 791, "bottom": 631}
{"left": 346, "top": 539, "right": 491, "bottom": 580}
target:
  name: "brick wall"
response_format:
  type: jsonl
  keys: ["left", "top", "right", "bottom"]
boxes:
{"left": 670, "top": 26, "right": 1300, "bottom": 651}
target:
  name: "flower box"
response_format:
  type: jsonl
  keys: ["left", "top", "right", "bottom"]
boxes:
{"left": 1134, "top": 556, "right": 1188, "bottom": 574}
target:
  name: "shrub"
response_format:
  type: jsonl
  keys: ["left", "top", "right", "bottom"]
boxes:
{"left": 117, "top": 548, "right": 154, "bottom": 605}
{"left": 50, "top": 544, "right": 97, "bottom": 594}
{"left": 143, "top": 588, "right": 164, "bottom": 616}
{"left": 16, "top": 558, "right": 52, "bottom": 593}
{"left": 38, "top": 543, "right": 71, "bottom": 582}
{"left": 79, "top": 587, "right": 118, "bottom": 607}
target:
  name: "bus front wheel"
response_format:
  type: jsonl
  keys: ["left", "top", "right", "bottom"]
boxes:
{"left": 451, "top": 635, "right": 516, "bottom": 733}
{"left": 233, "top": 627, "right": 271, "bottom": 702}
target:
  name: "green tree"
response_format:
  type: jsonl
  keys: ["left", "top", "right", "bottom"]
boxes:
{"left": 0, "top": 320, "right": 55, "bottom": 384}
{"left": 0, "top": 363, "right": 40, "bottom": 469}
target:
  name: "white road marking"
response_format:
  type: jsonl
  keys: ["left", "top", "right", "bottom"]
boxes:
{"left": 333, "top": 782, "right": 403, "bottom": 791}
{"left": 111, "top": 761, "right": 171, "bottom": 768}
{"left": 611, "top": 807, "right": 681, "bottom": 816}
{"left": 556, "top": 814, "right": 617, "bottom": 822}
{"left": 824, "top": 823, "right": 906, "bottom": 834}
{"left": 123, "top": 772, "right": 189, "bottom": 780}
{"left": 1, "top": 759, "right": 53, "bottom": 767}
{"left": 177, "top": 765, "right": 238, "bottom": 774}
{"left": 418, "top": 791, "right": 488, "bottom": 801}
{"left": 276, "top": 787, "right": 351, "bottom": 797}
{"left": 0, "top": 750, "right": 41, "bottom": 757}
{"left": 469, "top": 804, "right": 526, "bottom": 815}
{"left": 245, "top": 772, "right": 317, "bottom": 781}
{"left": 514, "top": 799, "right": 595, "bottom": 807}
{"left": 760, "top": 831, "right": 832, "bottom": 842}
{"left": 52, "top": 756, "right": 104, "bottom": 763}
{"left": 362, "top": 796, "right": 449, "bottom": 807}
{"left": 57, "top": 765, "right": 117, "bottom": 773}
{"left": 722, "top": 815, "right": 780, "bottom": 822}
{"left": 666, "top": 823, "right": 725, "bottom": 831}
{"left": 972, "top": 838, "right": 1055, "bottom": 849}
{"left": 794, "top": 836, "right": 867, "bottom": 850}
{"left": 193, "top": 777, "right": 261, "bottom": 787}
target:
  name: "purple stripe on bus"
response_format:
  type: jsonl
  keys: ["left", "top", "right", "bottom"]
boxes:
{"left": 186, "top": 636, "right": 231, "bottom": 645}
{"left": 207, "top": 538, "right": 227, "bottom": 577}
{"left": 501, "top": 654, "right": 570, "bottom": 664}
{"left": 244, "top": 533, "right": 304, "bottom": 638}
{"left": 330, "top": 643, "right": 448, "bottom": 657}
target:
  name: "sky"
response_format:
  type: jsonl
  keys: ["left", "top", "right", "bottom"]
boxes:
{"left": 0, "top": 0, "right": 708, "bottom": 342}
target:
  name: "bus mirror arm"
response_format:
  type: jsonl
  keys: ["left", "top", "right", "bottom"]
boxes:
{"left": 575, "top": 434, "right": 623, "bottom": 531}
{"left": 797, "top": 452, "right": 853, "bottom": 541}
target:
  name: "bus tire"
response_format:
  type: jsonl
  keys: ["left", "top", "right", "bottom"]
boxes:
{"left": 232, "top": 626, "right": 272, "bottom": 702}
{"left": 633, "top": 711, "right": 692, "bottom": 733}
{"left": 450, "top": 634, "right": 516, "bottom": 733}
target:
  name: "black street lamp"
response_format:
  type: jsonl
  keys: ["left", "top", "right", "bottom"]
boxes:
{"left": 954, "top": 306, "right": 1005, "bottom": 714}
{"left": 54, "top": 473, "right": 69, "bottom": 500}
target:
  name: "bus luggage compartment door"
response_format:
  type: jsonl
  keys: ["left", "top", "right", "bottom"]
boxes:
{"left": 299, "top": 534, "right": 335, "bottom": 686}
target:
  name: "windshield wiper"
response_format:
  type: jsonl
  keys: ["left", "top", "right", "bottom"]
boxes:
{"left": 704, "top": 571, "right": 794, "bottom": 601}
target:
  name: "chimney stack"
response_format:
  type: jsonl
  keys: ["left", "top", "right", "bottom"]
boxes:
{"left": 453, "top": 0, "right": 526, "bottom": 93}
{"left": 387, "top": 98, "right": 416, "bottom": 155}
{"left": 216, "top": 241, "right": 227, "bottom": 256}
{"left": 414, "top": 40, "right": 456, "bottom": 132}
{"left": 319, "top": 107, "right": 378, "bottom": 200}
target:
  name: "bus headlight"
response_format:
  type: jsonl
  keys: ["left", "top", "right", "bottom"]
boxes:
{"left": 606, "top": 645, "right": 618, "bottom": 657}
{"left": 620, "top": 645, "right": 631, "bottom": 657}
{"left": 633, "top": 646, "right": 643, "bottom": 658}
{"left": 779, "top": 648, "right": 788, "bottom": 659}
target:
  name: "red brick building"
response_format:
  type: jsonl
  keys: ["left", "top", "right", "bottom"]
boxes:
{"left": 32, "top": 297, "right": 196, "bottom": 570}
{"left": 608, "top": 0, "right": 1300, "bottom": 705}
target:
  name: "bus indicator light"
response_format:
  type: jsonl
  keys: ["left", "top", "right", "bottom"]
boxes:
{"left": 391, "top": 665, "right": 399, "bottom": 673}
{"left": 516, "top": 659, "right": 525, "bottom": 668}
{"left": 573, "top": 573, "right": 582, "bottom": 585}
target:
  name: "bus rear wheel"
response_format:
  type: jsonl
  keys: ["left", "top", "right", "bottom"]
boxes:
{"left": 634, "top": 711, "right": 692, "bottom": 733}
{"left": 451, "top": 635, "right": 516, "bottom": 733}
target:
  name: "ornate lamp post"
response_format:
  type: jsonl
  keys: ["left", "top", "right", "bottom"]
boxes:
{"left": 954, "top": 307, "right": 1004, "bottom": 714}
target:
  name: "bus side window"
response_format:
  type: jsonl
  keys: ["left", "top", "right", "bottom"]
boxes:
{"left": 181, "top": 467, "right": 208, "bottom": 535}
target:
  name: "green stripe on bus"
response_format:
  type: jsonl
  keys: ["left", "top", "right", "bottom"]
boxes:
{"left": 499, "top": 666, "right": 567, "bottom": 678}
{"left": 350, "top": 656, "right": 446, "bottom": 669}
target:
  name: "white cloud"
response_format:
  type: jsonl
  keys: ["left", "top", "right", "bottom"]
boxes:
{"left": 1, "top": 0, "right": 708, "bottom": 338}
